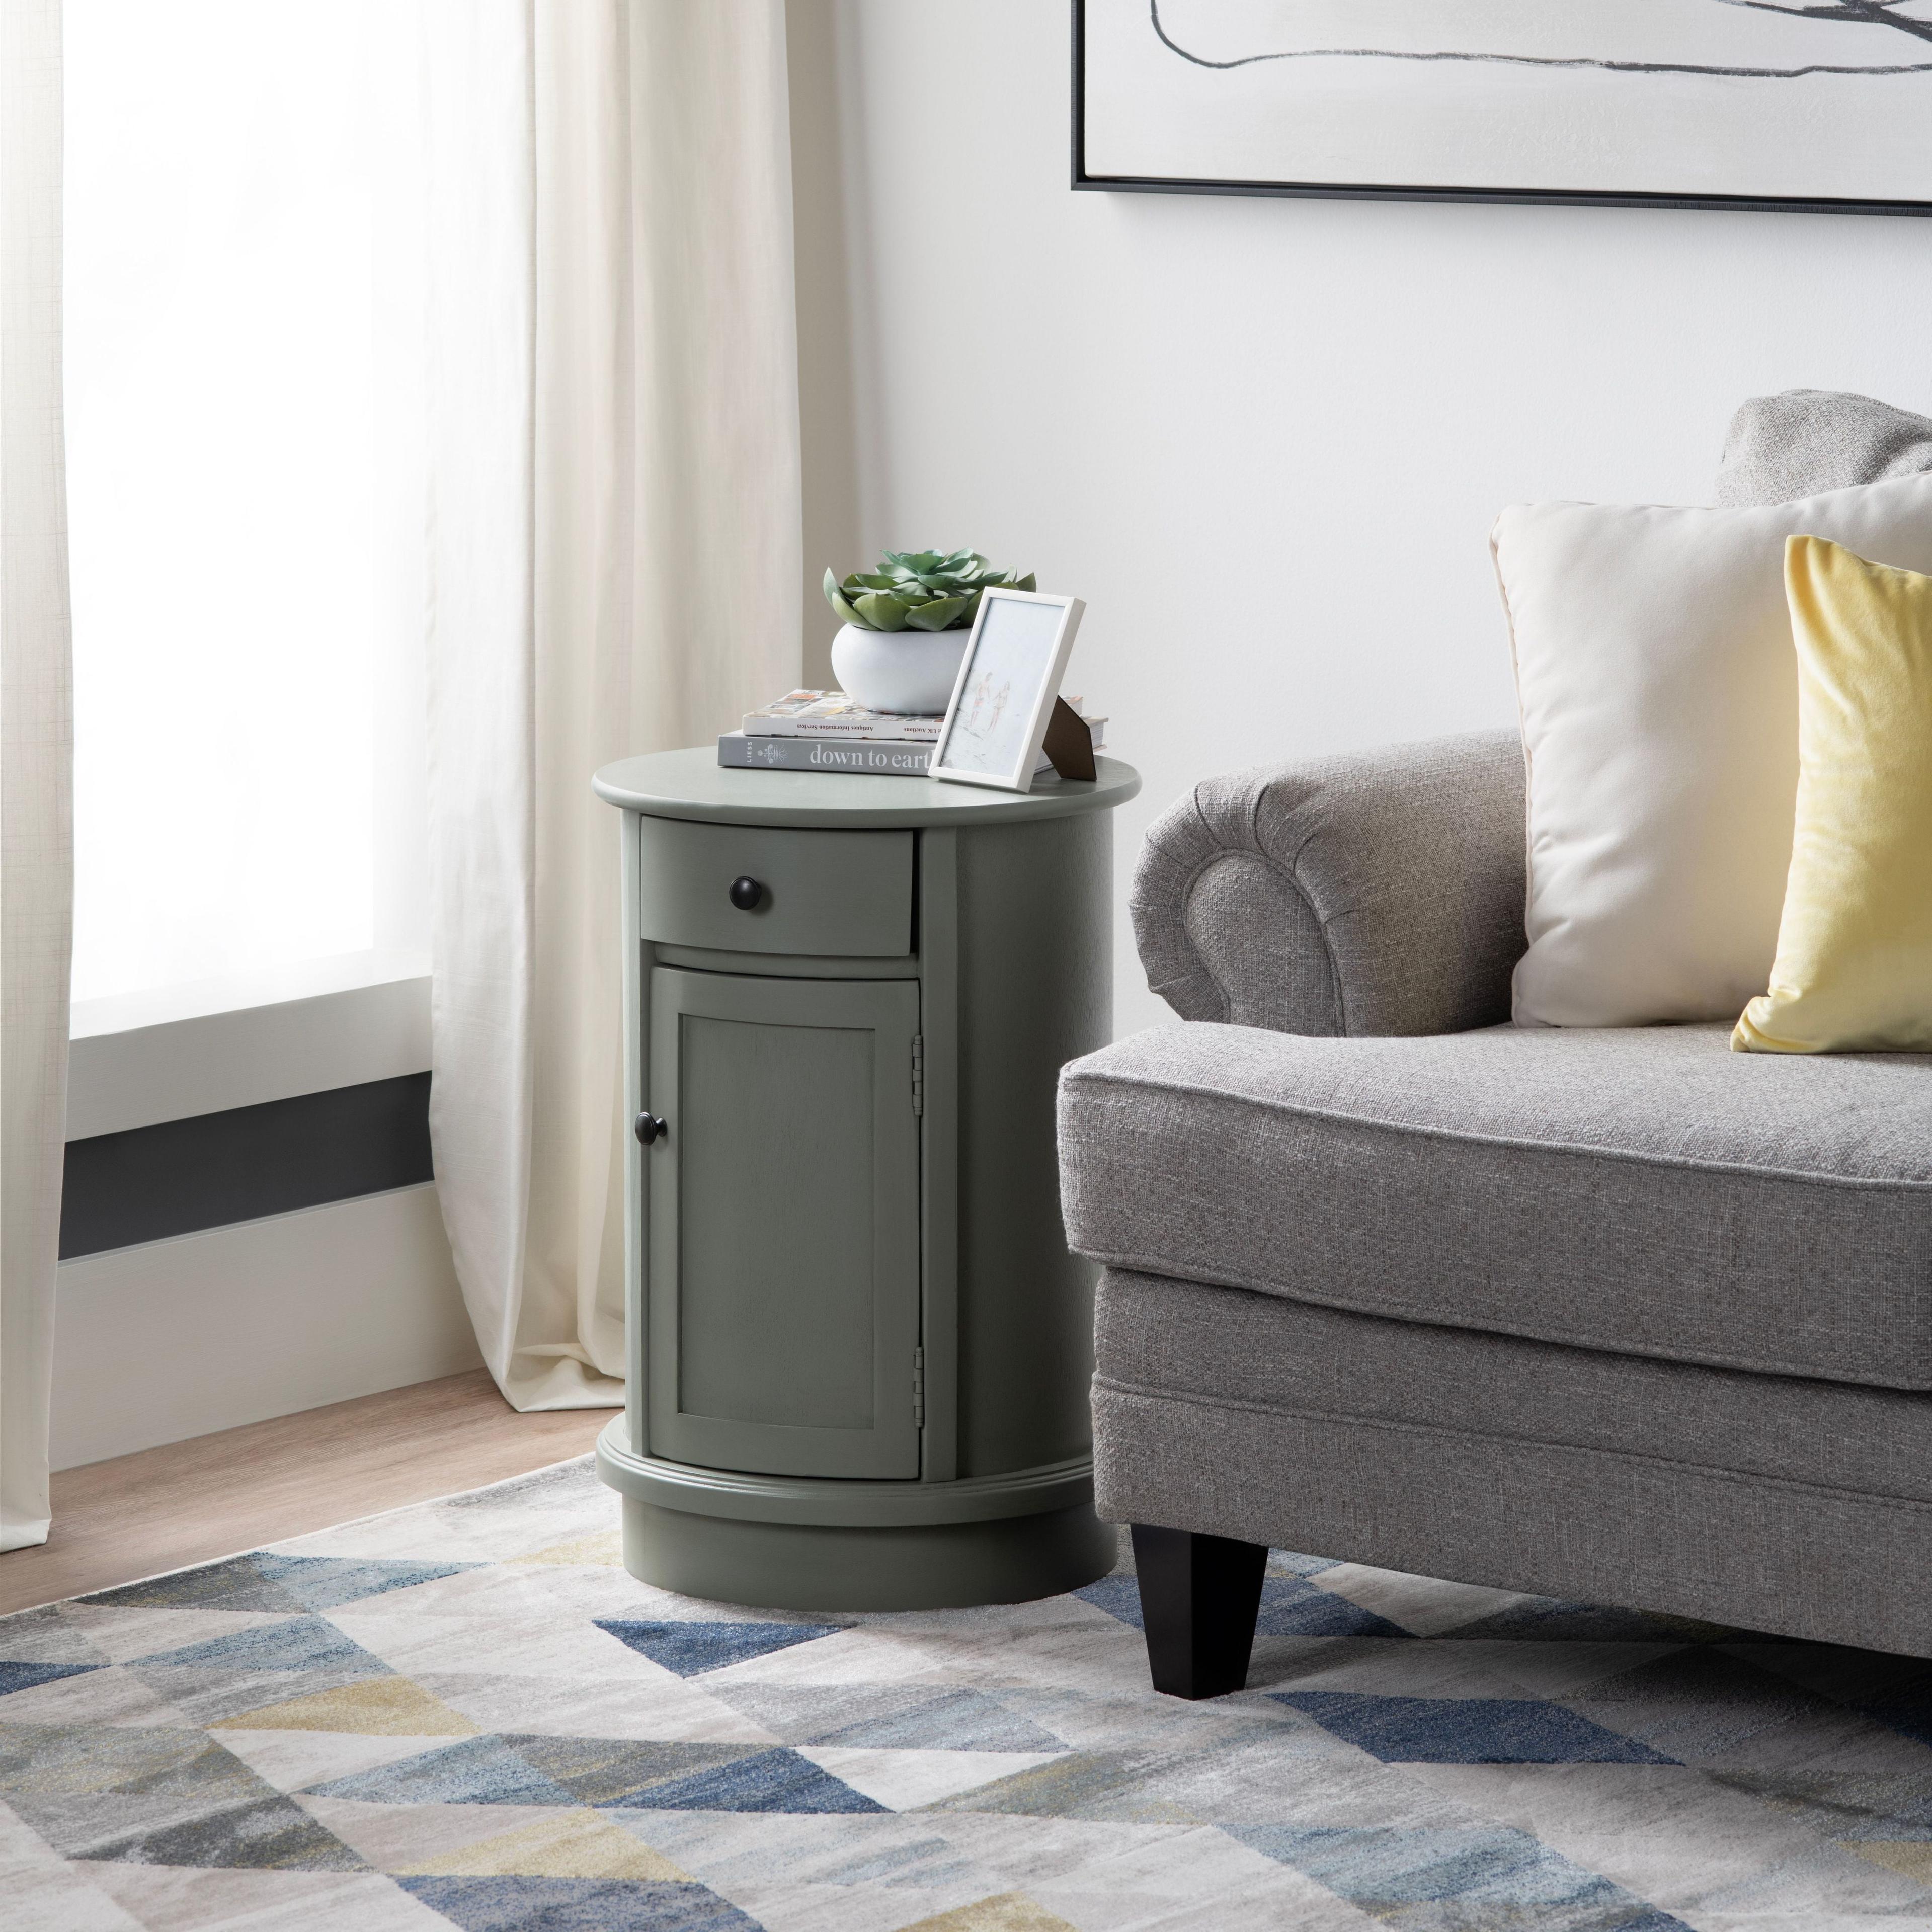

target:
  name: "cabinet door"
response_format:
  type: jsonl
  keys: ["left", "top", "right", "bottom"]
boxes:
{"left": 646, "top": 968, "right": 921, "bottom": 1479}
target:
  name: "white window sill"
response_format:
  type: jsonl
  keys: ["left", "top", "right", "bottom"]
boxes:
{"left": 67, "top": 950, "right": 432, "bottom": 1140}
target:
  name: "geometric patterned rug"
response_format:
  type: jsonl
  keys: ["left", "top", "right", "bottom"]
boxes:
{"left": 5, "top": 1457, "right": 1932, "bottom": 1930}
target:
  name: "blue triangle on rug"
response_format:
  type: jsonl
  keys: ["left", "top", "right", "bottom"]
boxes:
{"left": 1255, "top": 1576, "right": 1412, "bottom": 1639}
{"left": 72, "top": 1793, "right": 366, "bottom": 1872}
{"left": 1232, "top": 1822, "right": 1694, "bottom": 1927}
{"left": 502, "top": 1734, "right": 763, "bottom": 1805}
{"left": 1070, "top": 1575, "right": 1144, "bottom": 1625}
{"left": 249, "top": 1552, "right": 479, "bottom": 1610}
{"left": 306, "top": 1736, "right": 581, "bottom": 1808}
{"left": 593, "top": 1617, "right": 842, "bottom": 1677}
{"left": 129, "top": 1614, "right": 389, "bottom": 1676}
{"left": 1274, "top": 1691, "right": 1678, "bottom": 1764}
{"left": 604, "top": 1745, "right": 887, "bottom": 1814}
{"left": 398, "top": 1873, "right": 762, "bottom": 1931}
{"left": 78, "top": 1553, "right": 312, "bottom": 1614}
{"left": 0, "top": 1659, "right": 102, "bottom": 1699}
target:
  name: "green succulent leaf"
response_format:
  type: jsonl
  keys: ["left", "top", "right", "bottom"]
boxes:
{"left": 904, "top": 595, "right": 970, "bottom": 631}
{"left": 1013, "top": 573, "right": 1037, "bottom": 593}
{"left": 852, "top": 590, "right": 913, "bottom": 631}
{"left": 822, "top": 569, "right": 864, "bottom": 627}
{"left": 822, "top": 550, "right": 1034, "bottom": 630}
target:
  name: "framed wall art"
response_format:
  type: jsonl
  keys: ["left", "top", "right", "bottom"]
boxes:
{"left": 1073, "top": 1, "right": 1932, "bottom": 216}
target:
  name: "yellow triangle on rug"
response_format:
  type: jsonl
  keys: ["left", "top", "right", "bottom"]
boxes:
{"left": 1849, "top": 1842, "right": 1932, "bottom": 1885}
{"left": 393, "top": 1808, "right": 692, "bottom": 1881}
{"left": 902, "top": 1892, "right": 1079, "bottom": 1932}
{"left": 211, "top": 1675, "right": 479, "bottom": 1736}
{"left": 509, "top": 1529, "right": 624, "bottom": 1567}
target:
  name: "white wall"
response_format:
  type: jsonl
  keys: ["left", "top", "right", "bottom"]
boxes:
{"left": 790, "top": 0, "right": 1932, "bottom": 1037}
{"left": 53, "top": 1185, "right": 479, "bottom": 1469}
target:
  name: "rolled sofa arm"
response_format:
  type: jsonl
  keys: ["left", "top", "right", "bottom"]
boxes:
{"left": 1130, "top": 729, "right": 1526, "bottom": 1036}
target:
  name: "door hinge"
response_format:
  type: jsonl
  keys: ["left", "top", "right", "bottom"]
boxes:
{"left": 911, "top": 1034, "right": 924, "bottom": 1115}
{"left": 913, "top": 1347, "right": 925, "bottom": 1429}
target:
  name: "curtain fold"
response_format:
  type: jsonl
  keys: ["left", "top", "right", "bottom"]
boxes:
{"left": 425, "top": 0, "right": 804, "bottom": 1410}
{"left": 0, "top": 0, "right": 74, "bottom": 1550}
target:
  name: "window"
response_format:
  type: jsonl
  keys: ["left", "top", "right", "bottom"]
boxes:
{"left": 63, "top": 0, "right": 426, "bottom": 1031}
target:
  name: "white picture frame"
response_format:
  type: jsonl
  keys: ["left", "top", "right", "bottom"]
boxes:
{"left": 928, "top": 589, "right": 1086, "bottom": 794}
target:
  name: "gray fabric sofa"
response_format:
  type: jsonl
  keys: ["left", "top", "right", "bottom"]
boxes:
{"left": 1058, "top": 730, "right": 1932, "bottom": 1691}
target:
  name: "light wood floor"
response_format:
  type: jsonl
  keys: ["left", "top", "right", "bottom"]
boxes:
{"left": 0, "top": 1370, "right": 611, "bottom": 1617}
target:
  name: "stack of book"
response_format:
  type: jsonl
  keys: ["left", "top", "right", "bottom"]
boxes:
{"left": 719, "top": 691, "right": 1106, "bottom": 777}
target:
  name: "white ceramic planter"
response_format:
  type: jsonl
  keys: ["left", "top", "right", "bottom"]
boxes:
{"left": 830, "top": 622, "right": 970, "bottom": 717}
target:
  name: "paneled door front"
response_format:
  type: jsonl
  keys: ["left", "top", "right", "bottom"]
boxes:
{"left": 646, "top": 968, "right": 921, "bottom": 1479}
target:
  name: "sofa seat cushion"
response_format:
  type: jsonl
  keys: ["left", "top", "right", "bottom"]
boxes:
{"left": 1059, "top": 1021, "right": 1932, "bottom": 1390}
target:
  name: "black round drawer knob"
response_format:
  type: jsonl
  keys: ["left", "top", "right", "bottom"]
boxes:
{"left": 634, "top": 1112, "right": 668, "bottom": 1146}
{"left": 728, "top": 875, "right": 764, "bottom": 911}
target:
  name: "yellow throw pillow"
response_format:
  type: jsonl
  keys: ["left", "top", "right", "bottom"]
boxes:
{"left": 1734, "top": 535, "right": 1932, "bottom": 1054}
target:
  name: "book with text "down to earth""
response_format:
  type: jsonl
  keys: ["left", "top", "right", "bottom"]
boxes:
{"left": 719, "top": 714, "right": 1104, "bottom": 778}
{"left": 719, "top": 733, "right": 1054, "bottom": 777}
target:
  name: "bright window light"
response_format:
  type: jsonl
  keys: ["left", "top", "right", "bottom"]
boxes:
{"left": 64, "top": 1, "right": 424, "bottom": 1017}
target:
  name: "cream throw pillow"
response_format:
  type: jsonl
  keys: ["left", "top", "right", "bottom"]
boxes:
{"left": 1734, "top": 538, "right": 1932, "bottom": 1054}
{"left": 1494, "top": 473, "right": 1932, "bottom": 1028}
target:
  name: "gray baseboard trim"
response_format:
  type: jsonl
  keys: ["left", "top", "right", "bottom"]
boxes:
{"left": 59, "top": 1073, "right": 433, "bottom": 1259}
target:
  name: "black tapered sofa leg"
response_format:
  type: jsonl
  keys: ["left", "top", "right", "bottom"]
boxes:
{"left": 1130, "top": 1523, "right": 1268, "bottom": 1699}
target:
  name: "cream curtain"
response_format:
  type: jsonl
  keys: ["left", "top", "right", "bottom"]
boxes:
{"left": 422, "top": 1, "right": 804, "bottom": 1409}
{"left": 0, "top": 0, "right": 74, "bottom": 1550}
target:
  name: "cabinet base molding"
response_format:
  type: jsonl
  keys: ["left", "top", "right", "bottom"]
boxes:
{"left": 597, "top": 1421, "right": 1095, "bottom": 1525}
{"left": 616, "top": 1497, "right": 1116, "bottom": 1613}
{"left": 598, "top": 1422, "right": 1115, "bottom": 1610}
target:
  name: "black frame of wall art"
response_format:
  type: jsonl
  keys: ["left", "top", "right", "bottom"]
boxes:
{"left": 1069, "top": 0, "right": 1932, "bottom": 219}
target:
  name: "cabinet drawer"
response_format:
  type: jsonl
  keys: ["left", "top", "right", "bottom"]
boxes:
{"left": 637, "top": 816, "right": 914, "bottom": 958}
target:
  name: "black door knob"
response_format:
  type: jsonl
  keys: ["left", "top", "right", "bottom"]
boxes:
{"left": 634, "top": 1112, "right": 668, "bottom": 1145}
{"left": 728, "top": 875, "right": 764, "bottom": 911}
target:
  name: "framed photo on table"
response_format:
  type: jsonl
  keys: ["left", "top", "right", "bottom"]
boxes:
{"left": 929, "top": 589, "right": 1086, "bottom": 794}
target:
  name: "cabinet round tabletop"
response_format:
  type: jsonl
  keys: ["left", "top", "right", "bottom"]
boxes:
{"left": 594, "top": 747, "right": 1141, "bottom": 828}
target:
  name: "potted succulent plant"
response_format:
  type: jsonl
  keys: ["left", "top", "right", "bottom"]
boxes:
{"left": 824, "top": 548, "right": 1035, "bottom": 714}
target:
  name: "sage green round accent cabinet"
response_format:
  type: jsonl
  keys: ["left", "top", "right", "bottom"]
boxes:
{"left": 592, "top": 748, "right": 1141, "bottom": 1611}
